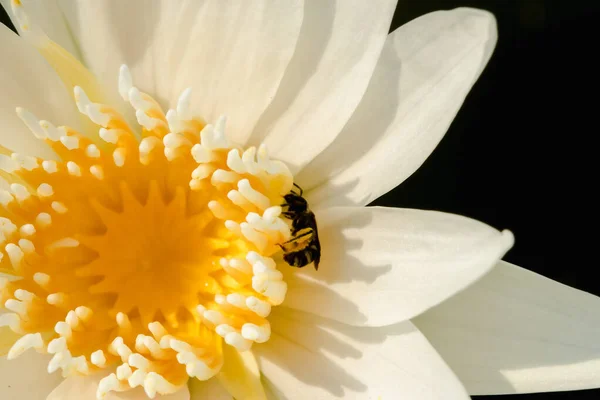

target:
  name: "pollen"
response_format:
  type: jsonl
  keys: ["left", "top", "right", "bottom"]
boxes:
{"left": 0, "top": 65, "right": 294, "bottom": 398}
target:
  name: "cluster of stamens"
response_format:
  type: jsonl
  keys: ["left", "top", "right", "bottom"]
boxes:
{"left": 0, "top": 65, "right": 293, "bottom": 398}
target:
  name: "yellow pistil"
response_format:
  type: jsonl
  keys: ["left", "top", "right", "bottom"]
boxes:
{"left": 0, "top": 64, "right": 294, "bottom": 398}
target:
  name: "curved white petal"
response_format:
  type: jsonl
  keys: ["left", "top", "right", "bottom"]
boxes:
{"left": 0, "top": 352, "right": 62, "bottom": 399}
{"left": 254, "top": 309, "right": 469, "bottom": 399}
{"left": 189, "top": 378, "right": 231, "bottom": 400}
{"left": 47, "top": 373, "right": 190, "bottom": 399}
{"left": 282, "top": 206, "right": 513, "bottom": 326}
{"left": 58, "top": 0, "right": 304, "bottom": 144}
{"left": 414, "top": 260, "right": 600, "bottom": 395}
{"left": 250, "top": 0, "right": 396, "bottom": 172}
{"left": 0, "top": 0, "right": 80, "bottom": 58}
{"left": 302, "top": 8, "right": 498, "bottom": 208}
{"left": 0, "top": 24, "right": 78, "bottom": 158}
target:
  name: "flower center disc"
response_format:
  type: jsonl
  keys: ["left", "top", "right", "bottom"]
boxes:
{"left": 0, "top": 65, "right": 294, "bottom": 398}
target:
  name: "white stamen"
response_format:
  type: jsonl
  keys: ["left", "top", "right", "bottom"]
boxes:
{"left": 100, "top": 128, "right": 119, "bottom": 144}
{"left": 0, "top": 313, "right": 21, "bottom": 332}
{"left": 109, "top": 337, "right": 133, "bottom": 362}
{"left": 226, "top": 293, "right": 248, "bottom": 309}
{"left": 67, "top": 161, "right": 82, "bottom": 177}
{"left": 60, "top": 135, "right": 80, "bottom": 150}
{"left": 98, "top": 373, "right": 128, "bottom": 399}
{"left": 246, "top": 296, "right": 272, "bottom": 318}
{"left": 227, "top": 189, "right": 251, "bottom": 209}
{"left": 42, "top": 160, "right": 58, "bottom": 173}
{"left": 113, "top": 149, "right": 126, "bottom": 167}
{"left": 4, "top": 298, "right": 26, "bottom": 316}
{"left": 139, "top": 137, "right": 161, "bottom": 161}
{"left": 66, "top": 310, "right": 82, "bottom": 330}
{"left": 176, "top": 88, "right": 193, "bottom": 121}
{"left": 35, "top": 212, "right": 52, "bottom": 227}
{"left": 129, "top": 87, "right": 152, "bottom": 112}
{"left": 54, "top": 321, "right": 72, "bottom": 338}
{"left": 241, "top": 323, "right": 270, "bottom": 343}
{"left": 86, "top": 144, "right": 101, "bottom": 158}
{"left": 0, "top": 155, "right": 19, "bottom": 173}
{"left": 129, "top": 353, "right": 151, "bottom": 370}
{"left": 136, "top": 109, "right": 160, "bottom": 130}
{"left": 238, "top": 179, "right": 270, "bottom": 210}
{"left": 33, "top": 272, "right": 50, "bottom": 287}
{"left": 74, "top": 86, "right": 92, "bottom": 114}
{"left": 119, "top": 64, "right": 133, "bottom": 101}
{"left": 224, "top": 332, "right": 252, "bottom": 352}
{"left": 46, "top": 293, "right": 66, "bottom": 306}
{"left": 226, "top": 149, "right": 246, "bottom": 174}
{"left": 18, "top": 239, "right": 35, "bottom": 254}
{"left": 148, "top": 321, "right": 167, "bottom": 340}
{"left": 51, "top": 201, "right": 68, "bottom": 214}
{"left": 7, "top": 333, "right": 44, "bottom": 360}
{"left": 47, "top": 352, "right": 66, "bottom": 374}
{"left": 39, "top": 120, "right": 62, "bottom": 141}
{"left": 252, "top": 278, "right": 287, "bottom": 306}
{"left": 91, "top": 350, "right": 107, "bottom": 367}
{"left": 14, "top": 289, "right": 35, "bottom": 302}
{"left": 211, "top": 169, "right": 239, "bottom": 185}
{"left": 117, "top": 363, "right": 133, "bottom": 380}
{"left": 12, "top": 153, "right": 38, "bottom": 171}
{"left": 224, "top": 220, "right": 241, "bottom": 235}
{"left": 242, "top": 147, "right": 260, "bottom": 175}
{"left": 10, "top": 184, "right": 30, "bottom": 202}
{"left": 90, "top": 165, "right": 105, "bottom": 180}
{"left": 88, "top": 104, "right": 111, "bottom": 127}
{"left": 191, "top": 164, "right": 214, "bottom": 181}
{"left": 5, "top": 243, "right": 24, "bottom": 270}
{"left": 191, "top": 144, "right": 216, "bottom": 164}
{"left": 241, "top": 223, "right": 268, "bottom": 251}
{"left": 75, "top": 306, "right": 93, "bottom": 321}
{"left": 36, "top": 183, "right": 53, "bottom": 198}
{"left": 116, "top": 312, "right": 132, "bottom": 330}
{"left": 203, "top": 310, "right": 225, "bottom": 326}
{"left": 215, "top": 324, "right": 236, "bottom": 337}
{"left": 16, "top": 107, "right": 45, "bottom": 139}
{"left": 19, "top": 223, "right": 36, "bottom": 237}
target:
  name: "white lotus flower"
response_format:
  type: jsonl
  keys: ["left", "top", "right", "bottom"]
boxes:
{"left": 0, "top": 1, "right": 599, "bottom": 400}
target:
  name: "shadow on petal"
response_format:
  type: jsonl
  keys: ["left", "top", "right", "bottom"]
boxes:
{"left": 255, "top": 309, "right": 469, "bottom": 399}
{"left": 281, "top": 207, "right": 393, "bottom": 325}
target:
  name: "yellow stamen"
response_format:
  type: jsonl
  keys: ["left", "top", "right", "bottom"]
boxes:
{"left": 1, "top": 63, "right": 294, "bottom": 399}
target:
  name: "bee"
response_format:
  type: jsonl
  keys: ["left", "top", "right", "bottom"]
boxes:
{"left": 278, "top": 183, "right": 321, "bottom": 270}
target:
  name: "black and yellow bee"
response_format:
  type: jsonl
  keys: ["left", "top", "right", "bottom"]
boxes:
{"left": 278, "top": 183, "right": 321, "bottom": 270}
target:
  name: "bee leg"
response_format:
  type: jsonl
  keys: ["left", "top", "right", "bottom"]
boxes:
{"left": 292, "top": 183, "right": 304, "bottom": 196}
{"left": 281, "top": 211, "right": 295, "bottom": 218}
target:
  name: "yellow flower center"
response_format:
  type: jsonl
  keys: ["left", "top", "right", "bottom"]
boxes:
{"left": 0, "top": 63, "right": 295, "bottom": 398}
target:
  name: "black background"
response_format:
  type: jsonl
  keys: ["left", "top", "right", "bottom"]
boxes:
{"left": 385, "top": 2, "right": 599, "bottom": 399}
{"left": 1, "top": 1, "right": 599, "bottom": 399}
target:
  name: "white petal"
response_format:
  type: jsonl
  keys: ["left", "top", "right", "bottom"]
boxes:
{"left": 56, "top": 0, "right": 200, "bottom": 108}
{"left": 189, "top": 378, "right": 231, "bottom": 400}
{"left": 47, "top": 373, "right": 190, "bottom": 399}
{"left": 59, "top": 0, "right": 304, "bottom": 145}
{"left": 0, "top": 25, "right": 77, "bottom": 158}
{"left": 302, "top": 8, "right": 498, "bottom": 208}
{"left": 254, "top": 309, "right": 469, "bottom": 399}
{"left": 0, "top": 0, "right": 80, "bottom": 58}
{"left": 0, "top": 352, "right": 62, "bottom": 399}
{"left": 251, "top": 0, "right": 396, "bottom": 172}
{"left": 283, "top": 206, "right": 513, "bottom": 326}
{"left": 172, "top": 1, "right": 303, "bottom": 144}
{"left": 414, "top": 260, "right": 600, "bottom": 395}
